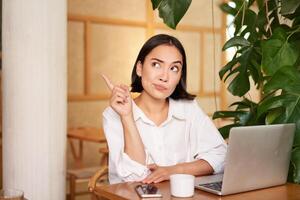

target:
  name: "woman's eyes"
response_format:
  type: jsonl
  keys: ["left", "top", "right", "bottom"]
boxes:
{"left": 152, "top": 62, "right": 161, "bottom": 68}
{"left": 151, "top": 62, "right": 180, "bottom": 72}
{"left": 170, "top": 66, "right": 179, "bottom": 72}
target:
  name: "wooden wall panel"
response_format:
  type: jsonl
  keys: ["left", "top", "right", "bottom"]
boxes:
{"left": 203, "top": 33, "right": 222, "bottom": 93}
{"left": 196, "top": 96, "right": 220, "bottom": 115}
{"left": 68, "top": 21, "right": 84, "bottom": 94}
{"left": 68, "top": 101, "right": 109, "bottom": 127}
{"left": 185, "top": 0, "right": 223, "bottom": 28}
{"left": 154, "top": 0, "right": 223, "bottom": 28}
{"left": 68, "top": 0, "right": 146, "bottom": 21}
{"left": 90, "top": 24, "right": 146, "bottom": 95}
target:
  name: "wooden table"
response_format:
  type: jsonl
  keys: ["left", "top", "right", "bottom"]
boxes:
{"left": 93, "top": 181, "right": 300, "bottom": 200}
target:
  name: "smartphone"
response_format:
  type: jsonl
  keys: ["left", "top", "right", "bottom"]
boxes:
{"left": 135, "top": 184, "right": 162, "bottom": 198}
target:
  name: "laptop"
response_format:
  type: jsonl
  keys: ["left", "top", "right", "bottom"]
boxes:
{"left": 195, "top": 124, "right": 296, "bottom": 195}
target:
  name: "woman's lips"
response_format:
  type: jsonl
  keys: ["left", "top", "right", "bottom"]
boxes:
{"left": 153, "top": 84, "right": 168, "bottom": 91}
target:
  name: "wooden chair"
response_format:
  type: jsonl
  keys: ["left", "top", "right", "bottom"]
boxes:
{"left": 88, "top": 166, "right": 109, "bottom": 200}
{"left": 98, "top": 147, "right": 109, "bottom": 167}
{"left": 67, "top": 165, "right": 108, "bottom": 200}
{"left": 66, "top": 127, "right": 109, "bottom": 200}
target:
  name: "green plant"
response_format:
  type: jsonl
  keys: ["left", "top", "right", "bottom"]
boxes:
{"left": 151, "top": 0, "right": 300, "bottom": 183}
{"left": 214, "top": 0, "right": 300, "bottom": 183}
{"left": 151, "top": 0, "right": 192, "bottom": 29}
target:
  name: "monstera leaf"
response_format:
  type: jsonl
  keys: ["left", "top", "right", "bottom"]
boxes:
{"left": 213, "top": 98, "right": 264, "bottom": 138}
{"left": 219, "top": 45, "right": 263, "bottom": 97}
{"left": 222, "top": 36, "right": 251, "bottom": 50}
{"left": 151, "top": 0, "right": 192, "bottom": 29}
{"left": 264, "top": 65, "right": 300, "bottom": 94}
{"left": 281, "top": 0, "right": 300, "bottom": 15}
{"left": 261, "top": 28, "right": 299, "bottom": 76}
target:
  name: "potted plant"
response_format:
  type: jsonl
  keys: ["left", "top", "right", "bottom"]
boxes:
{"left": 151, "top": 0, "right": 300, "bottom": 183}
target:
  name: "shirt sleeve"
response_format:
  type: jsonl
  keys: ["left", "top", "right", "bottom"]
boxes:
{"left": 189, "top": 100, "right": 227, "bottom": 174}
{"left": 103, "top": 107, "right": 150, "bottom": 182}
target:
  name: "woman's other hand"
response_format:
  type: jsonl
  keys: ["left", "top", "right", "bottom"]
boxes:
{"left": 142, "top": 164, "right": 176, "bottom": 184}
{"left": 143, "top": 160, "right": 214, "bottom": 184}
{"left": 102, "top": 74, "right": 132, "bottom": 116}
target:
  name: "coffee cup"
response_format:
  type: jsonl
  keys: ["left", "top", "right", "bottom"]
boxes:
{"left": 170, "top": 174, "right": 195, "bottom": 197}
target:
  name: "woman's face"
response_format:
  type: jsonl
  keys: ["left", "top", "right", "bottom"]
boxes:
{"left": 136, "top": 44, "right": 183, "bottom": 100}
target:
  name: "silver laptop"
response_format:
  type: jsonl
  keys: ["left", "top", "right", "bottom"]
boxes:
{"left": 195, "top": 124, "right": 295, "bottom": 195}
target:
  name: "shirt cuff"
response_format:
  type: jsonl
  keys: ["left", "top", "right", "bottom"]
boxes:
{"left": 197, "top": 154, "right": 225, "bottom": 174}
{"left": 116, "top": 151, "right": 151, "bottom": 182}
{"left": 194, "top": 145, "right": 226, "bottom": 174}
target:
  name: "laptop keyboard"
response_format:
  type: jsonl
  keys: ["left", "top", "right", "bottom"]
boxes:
{"left": 199, "top": 181, "right": 223, "bottom": 191}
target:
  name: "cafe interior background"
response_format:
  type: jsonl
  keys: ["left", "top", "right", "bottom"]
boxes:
{"left": 0, "top": 0, "right": 261, "bottom": 199}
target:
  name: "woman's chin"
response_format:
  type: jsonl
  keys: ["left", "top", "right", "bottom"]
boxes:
{"left": 150, "top": 91, "right": 171, "bottom": 100}
{"left": 142, "top": 88, "right": 172, "bottom": 100}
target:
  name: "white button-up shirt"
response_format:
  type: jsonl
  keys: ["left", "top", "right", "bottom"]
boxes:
{"left": 103, "top": 98, "right": 227, "bottom": 184}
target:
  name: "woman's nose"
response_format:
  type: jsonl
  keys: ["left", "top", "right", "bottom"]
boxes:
{"left": 159, "top": 69, "right": 169, "bottom": 82}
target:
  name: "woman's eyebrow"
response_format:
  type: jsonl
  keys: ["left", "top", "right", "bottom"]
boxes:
{"left": 151, "top": 58, "right": 164, "bottom": 63}
{"left": 173, "top": 61, "right": 183, "bottom": 65}
{"left": 151, "top": 58, "right": 182, "bottom": 65}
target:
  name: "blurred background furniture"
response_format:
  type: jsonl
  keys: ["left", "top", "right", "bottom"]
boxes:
{"left": 66, "top": 127, "right": 108, "bottom": 200}
{"left": 88, "top": 166, "right": 109, "bottom": 200}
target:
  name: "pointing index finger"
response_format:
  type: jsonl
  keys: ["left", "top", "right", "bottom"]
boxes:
{"left": 101, "top": 74, "right": 114, "bottom": 91}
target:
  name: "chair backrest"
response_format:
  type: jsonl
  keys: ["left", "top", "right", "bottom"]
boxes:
{"left": 88, "top": 166, "right": 109, "bottom": 192}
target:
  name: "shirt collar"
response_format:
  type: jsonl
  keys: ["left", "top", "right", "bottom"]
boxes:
{"left": 168, "top": 98, "right": 186, "bottom": 120}
{"left": 132, "top": 98, "right": 186, "bottom": 125}
{"left": 132, "top": 100, "right": 153, "bottom": 124}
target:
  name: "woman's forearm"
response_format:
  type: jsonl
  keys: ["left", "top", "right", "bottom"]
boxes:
{"left": 175, "top": 159, "right": 214, "bottom": 176}
{"left": 121, "top": 114, "right": 146, "bottom": 165}
{"left": 142, "top": 159, "right": 214, "bottom": 184}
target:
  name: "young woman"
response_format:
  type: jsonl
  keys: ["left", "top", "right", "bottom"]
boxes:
{"left": 102, "top": 34, "right": 227, "bottom": 184}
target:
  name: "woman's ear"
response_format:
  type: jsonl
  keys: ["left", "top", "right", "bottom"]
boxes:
{"left": 136, "top": 61, "right": 142, "bottom": 77}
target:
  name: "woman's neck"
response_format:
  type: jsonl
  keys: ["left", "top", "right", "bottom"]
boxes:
{"left": 134, "top": 92, "right": 169, "bottom": 126}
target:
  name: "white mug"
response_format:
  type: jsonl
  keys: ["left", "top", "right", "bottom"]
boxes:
{"left": 170, "top": 174, "right": 195, "bottom": 197}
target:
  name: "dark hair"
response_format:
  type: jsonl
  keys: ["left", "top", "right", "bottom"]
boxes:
{"left": 131, "top": 34, "right": 195, "bottom": 100}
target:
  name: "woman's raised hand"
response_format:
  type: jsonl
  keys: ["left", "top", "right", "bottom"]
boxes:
{"left": 102, "top": 74, "right": 132, "bottom": 116}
